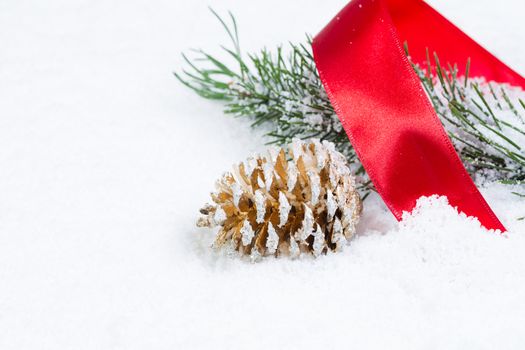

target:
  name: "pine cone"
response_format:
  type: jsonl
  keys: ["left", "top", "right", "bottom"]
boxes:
{"left": 197, "top": 139, "right": 362, "bottom": 259}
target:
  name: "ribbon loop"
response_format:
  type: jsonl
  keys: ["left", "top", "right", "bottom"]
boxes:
{"left": 312, "top": 0, "right": 520, "bottom": 231}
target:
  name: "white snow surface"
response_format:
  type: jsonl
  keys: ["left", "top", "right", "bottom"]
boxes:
{"left": 1, "top": 0, "right": 524, "bottom": 349}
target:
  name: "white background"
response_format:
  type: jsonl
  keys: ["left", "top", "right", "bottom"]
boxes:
{"left": 1, "top": 0, "right": 524, "bottom": 349}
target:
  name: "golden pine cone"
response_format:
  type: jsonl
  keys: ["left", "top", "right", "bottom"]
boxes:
{"left": 197, "top": 139, "right": 362, "bottom": 259}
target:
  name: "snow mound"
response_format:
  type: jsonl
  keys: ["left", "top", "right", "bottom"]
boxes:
{"left": 187, "top": 192, "right": 525, "bottom": 348}
{"left": 402, "top": 195, "right": 499, "bottom": 234}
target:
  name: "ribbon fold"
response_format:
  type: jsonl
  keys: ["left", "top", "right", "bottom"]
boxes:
{"left": 312, "top": 0, "right": 525, "bottom": 231}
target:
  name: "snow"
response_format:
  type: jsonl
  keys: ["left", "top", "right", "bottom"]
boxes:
{"left": 265, "top": 222, "right": 278, "bottom": 254}
{"left": 278, "top": 191, "right": 291, "bottom": 227}
{"left": 0, "top": 0, "right": 524, "bottom": 349}
{"left": 240, "top": 219, "right": 254, "bottom": 246}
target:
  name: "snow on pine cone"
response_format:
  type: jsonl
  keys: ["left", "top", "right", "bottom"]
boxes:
{"left": 197, "top": 139, "right": 362, "bottom": 259}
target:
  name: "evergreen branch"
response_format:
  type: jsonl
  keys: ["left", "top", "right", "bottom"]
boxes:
{"left": 175, "top": 10, "right": 525, "bottom": 199}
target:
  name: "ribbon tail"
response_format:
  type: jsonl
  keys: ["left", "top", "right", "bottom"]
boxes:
{"left": 312, "top": 0, "right": 508, "bottom": 231}
{"left": 387, "top": 0, "right": 525, "bottom": 88}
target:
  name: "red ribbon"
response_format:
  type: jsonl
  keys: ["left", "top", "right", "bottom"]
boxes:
{"left": 312, "top": 0, "right": 525, "bottom": 231}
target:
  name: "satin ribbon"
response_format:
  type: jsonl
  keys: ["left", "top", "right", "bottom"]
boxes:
{"left": 312, "top": 0, "right": 525, "bottom": 231}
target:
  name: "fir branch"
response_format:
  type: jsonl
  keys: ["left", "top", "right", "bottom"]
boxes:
{"left": 408, "top": 48, "right": 525, "bottom": 183}
{"left": 175, "top": 10, "right": 525, "bottom": 198}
